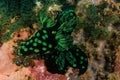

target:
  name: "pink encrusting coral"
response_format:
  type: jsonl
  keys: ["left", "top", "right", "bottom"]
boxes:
{"left": 0, "top": 30, "right": 33, "bottom": 80}
{"left": 30, "top": 60, "right": 67, "bottom": 80}
{"left": 0, "top": 41, "right": 16, "bottom": 75}
{"left": 0, "top": 41, "right": 31, "bottom": 80}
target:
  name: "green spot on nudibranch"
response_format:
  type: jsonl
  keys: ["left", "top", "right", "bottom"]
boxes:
{"left": 80, "top": 61, "right": 83, "bottom": 64}
{"left": 42, "top": 42, "right": 47, "bottom": 46}
{"left": 34, "top": 38, "right": 39, "bottom": 42}
{"left": 43, "top": 30, "right": 47, "bottom": 33}
{"left": 42, "top": 47, "right": 47, "bottom": 51}
{"left": 33, "top": 43, "right": 37, "bottom": 46}
{"left": 18, "top": 50, "right": 22, "bottom": 56}
{"left": 82, "top": 66, "right": 85, "bottom": 69}
{"left": 52, "top": 31, "right": 56, "bottom": 34}
{"left": 30, "top": 39, "right": 33, "bottom": 43}
{"left": 21, "top": 46, "right": 25, "bottom": 49}
{"left": 36, "top": 33, "right": 40, "bottom": 37}
{"left": 24, "top": 48, "right": 28, "bottom": 52}
{"left": 45, "top": 51, "right": 50, "bottom": 54}
{"left": 29, "top": 47, "right": 33, "bottom": 50}
{"left": 44, "top": 34, "right": 48, "bottom": 38}
{"left": 76, "top": 49, "right": 79, "bottom": 52}
{"left": 26, "top": 42, "right": 30, "bottom": 45}
{"left": 18, "top": 52, "right": 22, "bottom": 56}
{"left": 73, "top": 64, "right": 77, "bottom": 67}
{"left": 42, "top": 36, "right": 46, "bottom": 40}
{"left": 70, "top": 13, "right": 73, "bottom": 16}
{"left": 38, "top": 40, "right": 42, "bottom": 43}
{"left": 34, "top": 49, "right": 40, "bottom": 53}
{"left": 80, "top": 56, "right": 84, "bottom": 60}
{"left": 48, "top": 44, "right": 52, "bottom": 48}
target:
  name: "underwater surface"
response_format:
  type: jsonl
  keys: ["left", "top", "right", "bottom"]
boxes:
{"left": 0, "top": 0, "right": 120, "bottom": 80}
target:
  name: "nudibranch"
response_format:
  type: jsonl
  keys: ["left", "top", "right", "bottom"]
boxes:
{"left": 16, "top": 9, "right": 88, "bottom": 75}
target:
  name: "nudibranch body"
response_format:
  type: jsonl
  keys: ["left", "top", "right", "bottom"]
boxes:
{"left": 45, "top": 45, "right": 88, "bottom": 75}
{"left": 16, "top": 10, "right": 88, "bottom": 75}
{"left": 18, "top": 25, "right": 58, "bottom": 56}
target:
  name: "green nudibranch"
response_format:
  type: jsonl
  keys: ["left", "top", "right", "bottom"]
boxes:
{"left": 16, "top": 9, "right": 88, "bottom": 75}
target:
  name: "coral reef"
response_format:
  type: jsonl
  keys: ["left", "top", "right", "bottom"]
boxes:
{"left": 0, "top": 36, "right": 31, "bottom": 80}
{"left": 0, "top": 0, "right": 120, "bottom": 80}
